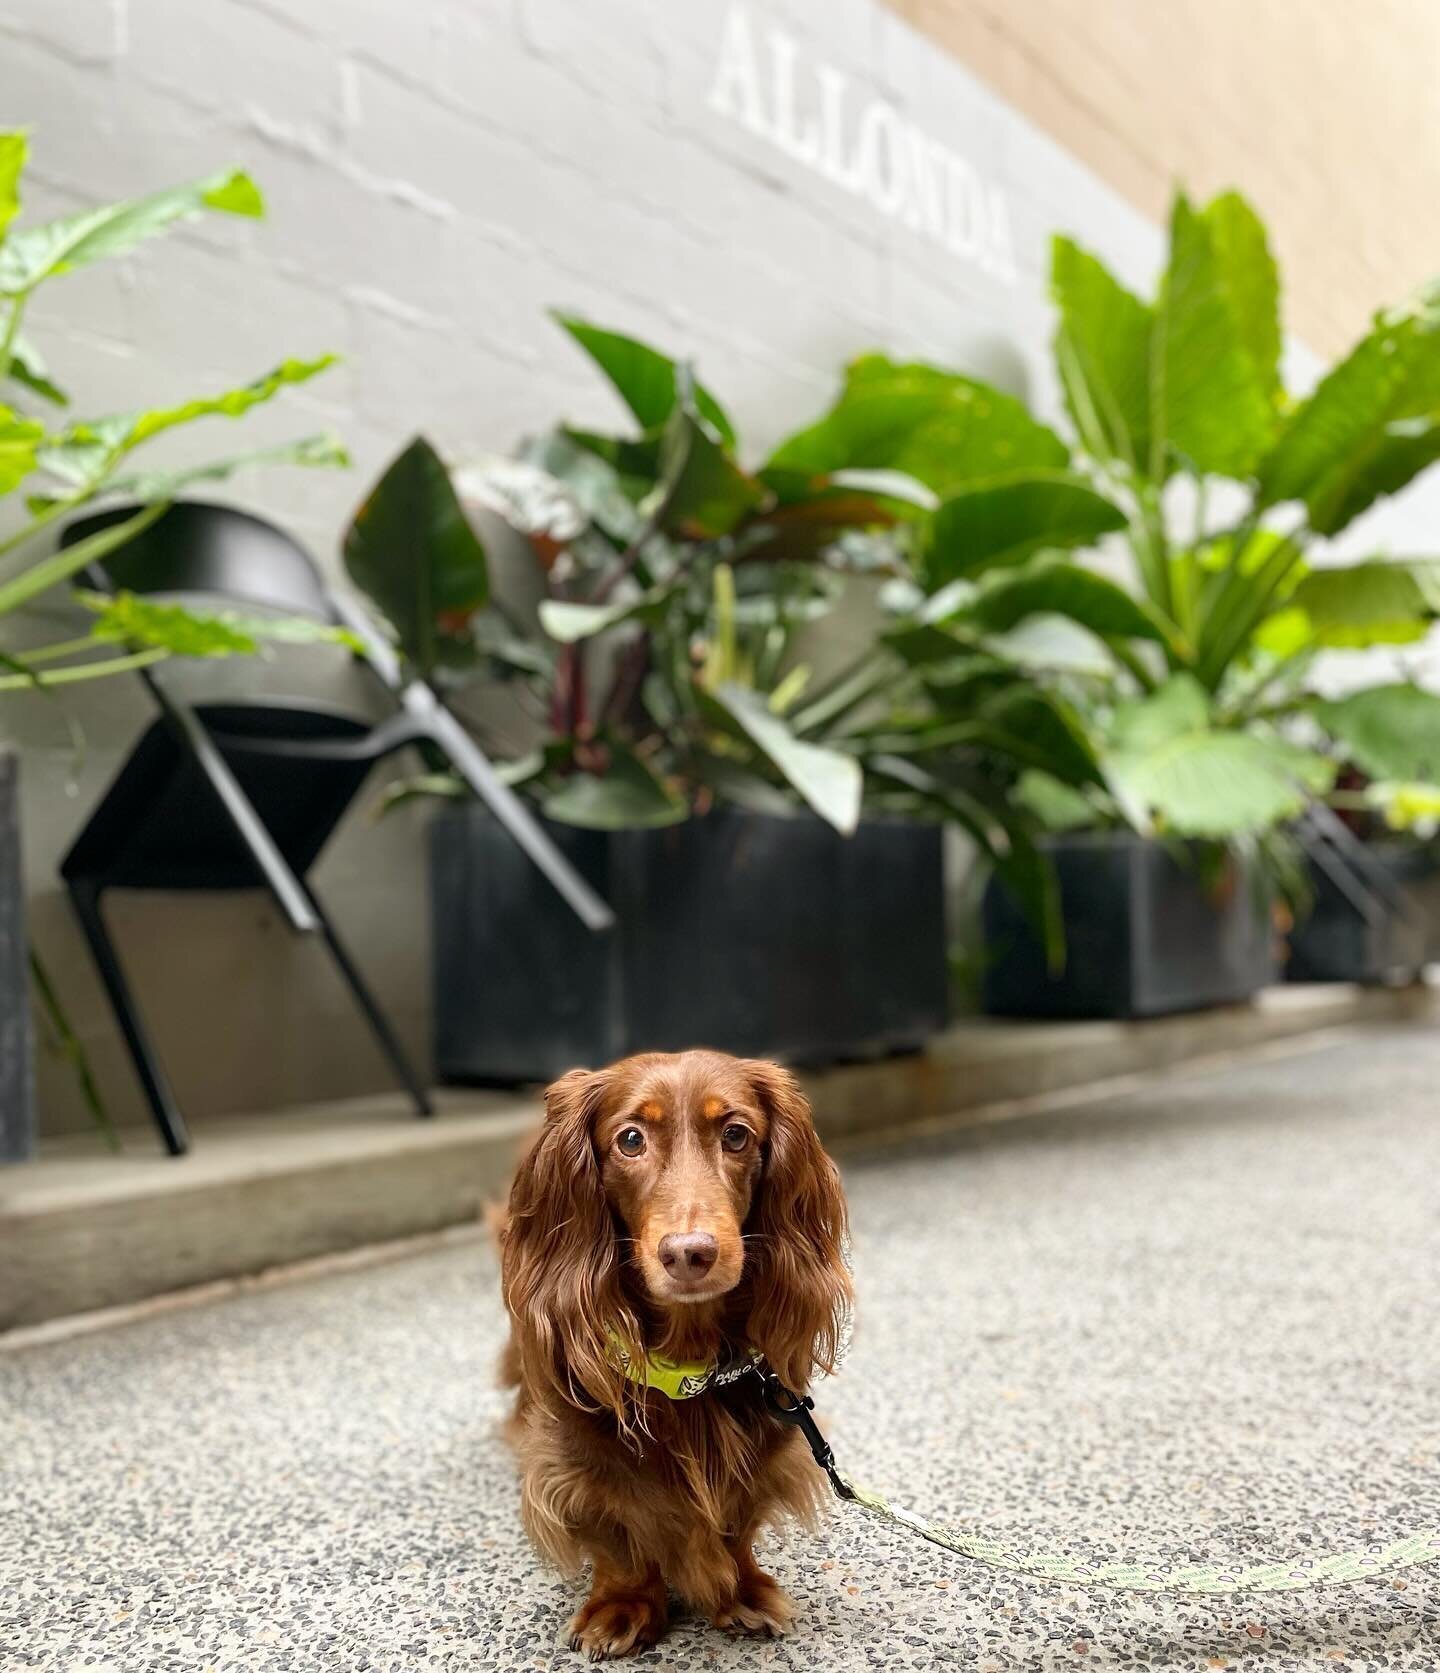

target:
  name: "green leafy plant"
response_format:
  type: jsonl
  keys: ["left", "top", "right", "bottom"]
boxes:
{"left": 343, "top": 314, "right": 1066, "bottom": 941}
{"left": 0, "top": 131, "right": 351, "bottom": 1143}
{"left": 799, "top": 189, "right": 1440, "bottom": 856}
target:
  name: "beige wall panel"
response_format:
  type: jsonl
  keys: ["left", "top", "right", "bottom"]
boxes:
{"left": 884, "top": 0, "right": 1440, "bottom": 356}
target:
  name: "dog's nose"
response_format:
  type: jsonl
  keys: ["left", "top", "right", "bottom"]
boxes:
{"left": 658, "top": 1231, "right": 719, "bottom": 1279}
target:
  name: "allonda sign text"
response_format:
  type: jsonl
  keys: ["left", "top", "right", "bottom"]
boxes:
{"left": 709, "top": 4, "right": 1018, "bottom": 286}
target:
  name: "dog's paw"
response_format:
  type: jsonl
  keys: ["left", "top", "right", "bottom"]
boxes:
{"left": 712, "top": 1571, "right": 795, "bottom": 1638}
{"left": 567, "top": 1590, "right": 667, "bottom": 1661}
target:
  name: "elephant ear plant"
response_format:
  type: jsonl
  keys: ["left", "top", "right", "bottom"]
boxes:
{"left": 344, "top": 314, "right": 1070, "bottom": 944}
{"left": 800, "top": 190, "right": 1440, "bottom": 872}
{"left": 0, "top": 131, "right": 350, "bottom": 1140}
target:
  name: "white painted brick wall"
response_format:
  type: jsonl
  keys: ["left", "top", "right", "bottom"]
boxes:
{"left": 3, "top": 0, "right": 1428, "bottom": 1136}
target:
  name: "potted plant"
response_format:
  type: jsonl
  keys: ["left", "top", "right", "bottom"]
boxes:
{"left": 343, "top": 317, "right": 1075, "bottom": 1078}
{"left": 1284, "top": 689, "right": 1440, "bottom": 983}
{"left": 0, "top": 132, "right": 348, "bottom": 1157}
{"left": 784, "top": 190, "right": 1440, "bottom": 1016}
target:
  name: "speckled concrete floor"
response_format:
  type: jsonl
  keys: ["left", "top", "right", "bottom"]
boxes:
{"left": 4, "top": 1024, "right": 1439, "bottom": 1671}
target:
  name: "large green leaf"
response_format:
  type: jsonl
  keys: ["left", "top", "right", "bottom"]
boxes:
{"left": 1050, "top": 234, "right": 1153, "bottom": 472}
{"left": 1203, "top": 189, "right": 1283, "bottom": 407}
{"left": 343, "top": 436, "right": 489, "bottom": 678}
{"left": 1275, "top": 558, "right": 1440, "bottom": 648}
{"left": 974, "top": 687, "right": 1102, "bottom": 786}
{"left": 1151, "top": 192, "right": 1276, "bottom": 479}
{"left": 6, "top": 331, "right": 67, "bottom": 405}
{"left": 542, "top": 744, "right": 687, "bottom": 829}
{"left": 960, "top": 556, "right": 1175, "bottom": 645}
{"left": 35, "top": 358, "right": 339, "bottom": 500}
{"left": 126, "top": 356, "right": 335, "bottom": 445}
{"left": 1108, "top": 671, "right": 1210, "bottom": 755}
{"left": 925, "top": 471, "right": 1126, "bottom": 584}
{"left": 767, "top": 355, "right": 1068, "bottom": 494}
{"left": 1104, "top": 674, "right": 1332, "bottom": 837}
{"left": 521, "top": 427, "right": 641, "bottom": 543}
{"left": 78, "top": 589, "right": 360, "bottom": 657}
{"left": 646, "top": 371, "right": 764, "bottom": 538}
{"left": 0, "top": 168, "right": 263, "bottom": 296}
{"left": 102, "top": 432, "right": 349, "bottom": 503}
{"left": 882, "top": 617, "right": 982, "bottom": 667}
{"left": 0, "top": 131, "right": 26, "bottom": 241}
{"left": 552, "top": 313, "right": 736, "bottom": 447}
{"left": 0, "top": 499, "right": 167, "bottom": 619}
{"left": 1105, "top": 729, "right": 1331, "bottom": 837}
{"left": 1256, "top": 284, "right": 1440, "bottom": 534}
{"left": 538, "top": 585, "right": 676, "bottom": 644}
{"left": 1013, "top": 768, "right": 1098, "bottom": 833}
{"left": 0, "top": 405, "right": 43, "bottom": 495}
{"left": 741, "top": 465, "right": 929, "bottom": 564}
{"left": 706, "top": 681, "right": 862, "bottom": 834}
{"left": 1311, "top": 683, "right": 1440, "bottom": 782}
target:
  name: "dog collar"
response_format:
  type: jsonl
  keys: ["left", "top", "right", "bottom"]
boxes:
{"left": 605, "top": 1327, "right": 763, "bottom": 1400}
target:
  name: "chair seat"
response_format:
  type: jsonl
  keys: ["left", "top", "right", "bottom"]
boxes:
{"left": 62, "top": 702, "right": 377, "bottom": 890}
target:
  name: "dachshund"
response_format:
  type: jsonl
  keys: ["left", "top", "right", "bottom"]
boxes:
{"left": 499, "top": 1049, "right": 851, "bottom": 1660}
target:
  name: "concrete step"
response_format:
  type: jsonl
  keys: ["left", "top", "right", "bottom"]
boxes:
{"left": 3, "top": 983, "right": 1433, "bottom": 1333}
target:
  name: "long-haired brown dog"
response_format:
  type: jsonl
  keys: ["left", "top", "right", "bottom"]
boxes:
{"left": 499, "top": 1049, "right": 851, "bottom": 1660}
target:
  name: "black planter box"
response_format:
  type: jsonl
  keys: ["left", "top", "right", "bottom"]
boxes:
{"left": 431, "top": 806, "right": 948, "bottom": 1082}
{"left": 982, "top": 832, "right": 1274, "bottom": 1020}
{"left": 1286, "top": 839, "right": 1440, "bottom": 985}
{"left": 0, "top": 751, "right": 34, "bottom": 1162}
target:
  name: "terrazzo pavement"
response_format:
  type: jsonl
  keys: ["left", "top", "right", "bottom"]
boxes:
{"left": 3, "top": 1023, "right": 1438, "bottom": 1671}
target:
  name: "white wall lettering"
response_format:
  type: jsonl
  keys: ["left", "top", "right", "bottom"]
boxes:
{"left": 708, "top": 3, "right": 1018, "bottom": 286}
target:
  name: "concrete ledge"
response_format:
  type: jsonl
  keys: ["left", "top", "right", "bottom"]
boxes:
{"left": 3, "top": 983, "right": 1433, "bottom": 1332}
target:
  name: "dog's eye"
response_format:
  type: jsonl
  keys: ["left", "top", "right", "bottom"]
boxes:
{"left": 616, "top": 1126, "right": 646, "bottom": 1157}
{"left": 721, "top": 1123, "right": 751, "bottom": 1153}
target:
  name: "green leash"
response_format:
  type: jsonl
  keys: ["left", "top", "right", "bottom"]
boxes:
{"left": 753, "top": 1368, "right": 1440, "bottom": 1596}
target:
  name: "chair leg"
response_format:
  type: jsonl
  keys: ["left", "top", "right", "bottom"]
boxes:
{"left": 301, "top": 884, "right": 434, "bottom": 1118}
{"left": 66, "top": 880, "right": 191, "bottom": 1157}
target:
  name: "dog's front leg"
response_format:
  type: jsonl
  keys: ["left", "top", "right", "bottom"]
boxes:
{"left": 665, "top": 1524, "right": 794, "bottom": 1639}
{"left": 568, "top": 1551, "right": 668, "bottom": 1662}
{"left": 714, "top": 1521, "right": 795, "bottom": 1637}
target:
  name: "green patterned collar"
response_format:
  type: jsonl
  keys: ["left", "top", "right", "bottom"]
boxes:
{"left": 605, "top": 1327, "right": 763, "bottom": 1400}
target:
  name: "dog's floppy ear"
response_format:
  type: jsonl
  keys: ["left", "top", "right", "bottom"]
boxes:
{"left": 742, "top": 1060, "right": 852, "bottom": 1392}
{"left": 501, "top": 1066, "right": 634, "bottom": 1417}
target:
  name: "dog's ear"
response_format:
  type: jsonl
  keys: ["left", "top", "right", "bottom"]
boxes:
{"left": 742, "top": 1061, "right": 852, "bottom": 1392}
{"left": 501, "top": 1066, "right": 634, "bottom": 1417}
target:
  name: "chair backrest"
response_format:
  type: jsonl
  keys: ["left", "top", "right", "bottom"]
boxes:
{"left": 62, "top": 701, "right": 378, "bottom": 886}
{"left": 61, "top": 500, "right": 339, "bottom": 623}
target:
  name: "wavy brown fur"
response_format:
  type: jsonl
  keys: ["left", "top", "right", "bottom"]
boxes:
{"left": 499, "top": 1051, "right": 851, "bottom": 1659}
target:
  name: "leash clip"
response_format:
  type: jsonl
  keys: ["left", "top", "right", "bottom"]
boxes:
{"left": 750, "top": 1364, "right": 856, "bottom": 1502}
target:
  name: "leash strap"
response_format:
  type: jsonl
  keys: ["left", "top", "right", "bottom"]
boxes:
{"left": 752, "top": 1366, "right": 1440, "bottom": 1595}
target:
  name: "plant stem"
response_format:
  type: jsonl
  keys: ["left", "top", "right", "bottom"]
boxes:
{"left": 29, "top": 947, "right": 120, "bottom": 1152}
{"left": 0, "top": 494, "right": 72, "bottom": 563}
{"left": 591, "top": 460, "right": 690, "bottom": 606}
{"left": 0, "top": 498, "right": 168, "bottom": 616}
{"left": 0, "top": 647, "right": 168, "bottom": 689}
{"left": 1132, "top": 484, "right": 1174, "bottom": 626}
{"left": 0, "top": 293, "right": 28, "bottom": 383}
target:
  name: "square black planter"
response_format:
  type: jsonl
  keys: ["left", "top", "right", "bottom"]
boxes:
{"left": 431, "top": 806, "right": 948, "bottom": 1082}
{"left": 1, "top": 750, "right": 35, "bottom": 1162}
{"left": 1286, "top": 838, "right": 1440, "bottom": 984}
{"left": 982, "top": 832, "right": 1274, "bottom": 1020}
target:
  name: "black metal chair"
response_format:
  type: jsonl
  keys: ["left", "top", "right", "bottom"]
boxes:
{"left": 59, "top": 501, "right": 612, "bottom": 1156}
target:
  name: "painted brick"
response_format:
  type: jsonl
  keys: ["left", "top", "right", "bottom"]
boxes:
{"left": 322, "top": 0, "right": 449, "bottom": 89}
{"left": 0, "top": 0, "right": 121, "bottom": 65}
{"left": 128, "top": 0, "right": 345, "bottom": 146}
{"left": 514, "top": 0, "right": 663, "bottom": 103}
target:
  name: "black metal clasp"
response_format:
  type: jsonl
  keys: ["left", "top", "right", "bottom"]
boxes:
{"left": 750, "top": 1364, "right": 856, "bottom": 1501}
